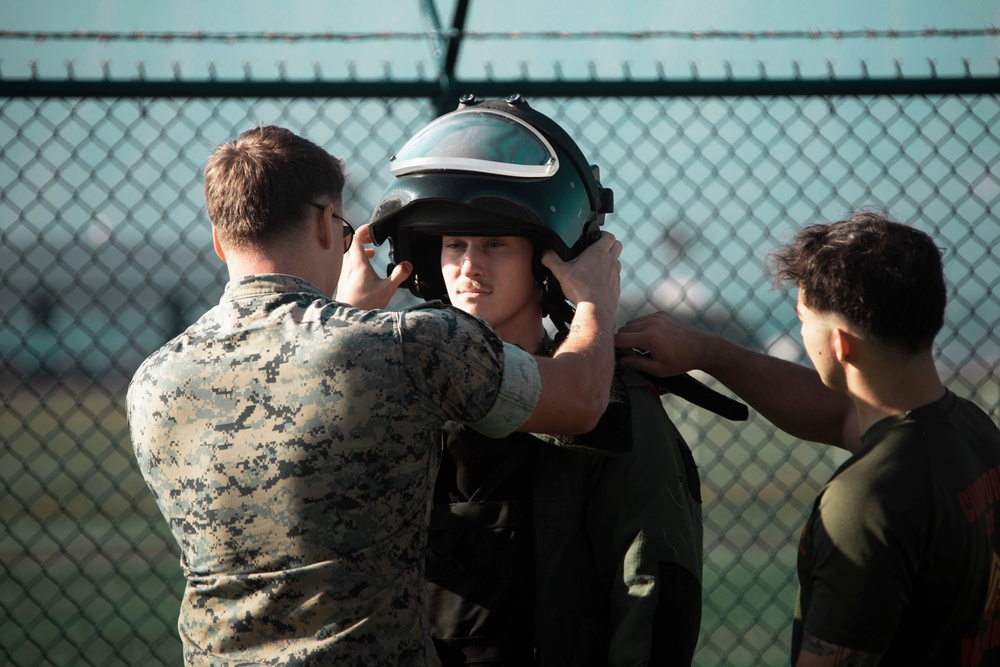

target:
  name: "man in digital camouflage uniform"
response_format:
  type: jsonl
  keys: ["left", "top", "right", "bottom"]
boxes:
{"left": 370, "top": 95, "right": 705, "bottom": 666}
{"left": 126, "top": 124, "right": 623, "bottom": 666}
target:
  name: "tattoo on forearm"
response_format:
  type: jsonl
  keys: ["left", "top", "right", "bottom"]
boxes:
{"left": 803, "top": 633, "right": 836, "bottom": 656}
{"left": 802, "top": 633, "right": 882, "bottom": 666}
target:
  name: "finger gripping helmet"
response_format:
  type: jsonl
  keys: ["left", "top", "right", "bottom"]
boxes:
{"left": 369, "top": 94, "right": 614, "bottom": 301}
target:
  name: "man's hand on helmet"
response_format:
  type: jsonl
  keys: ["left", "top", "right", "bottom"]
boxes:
{"left": 337, "top": 223, "right": 413, "bottom": 310}
{"left": 541, "top": 231, "right": 622, "bottom": 321}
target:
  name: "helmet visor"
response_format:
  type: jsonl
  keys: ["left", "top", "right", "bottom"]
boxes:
{"left": 390, "top": 109, "right": 559, "bottom": 179}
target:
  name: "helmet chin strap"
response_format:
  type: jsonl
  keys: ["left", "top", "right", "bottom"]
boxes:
{"left": 541, "top": 288, "right": 575, "bottom": 340}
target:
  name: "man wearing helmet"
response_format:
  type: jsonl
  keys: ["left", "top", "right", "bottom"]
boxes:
{"left": 371, "top": 95, "right": 704, "bottom": 666}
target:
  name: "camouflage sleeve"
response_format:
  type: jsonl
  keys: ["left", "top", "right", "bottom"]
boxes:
{"left": 399, "top": 304, "right": 540, "bottom": 438}
{"left": 468, "top": 341, "right": 539, "bottom": 437}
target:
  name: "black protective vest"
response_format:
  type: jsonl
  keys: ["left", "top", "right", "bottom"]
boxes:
{"left": 426, "top": 424, "right": 541, "bottom": 665}
{"left": 425, "top": 360, "right": 636, "bottom": 666}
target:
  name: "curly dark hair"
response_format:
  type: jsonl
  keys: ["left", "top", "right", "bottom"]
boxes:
{"left": 204, "top": 124, "right": 346, "bottom": 251}
{"left": 769, "top": 211, "right": 946, "bottom": 354}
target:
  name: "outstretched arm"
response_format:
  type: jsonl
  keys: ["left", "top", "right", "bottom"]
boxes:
{"left": 616, "top": 311, "right": 860, "bottom": 451}
{"left": 521, "top": 232, "right": 622, "bottom": 434}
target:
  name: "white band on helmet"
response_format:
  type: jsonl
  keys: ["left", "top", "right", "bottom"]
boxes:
{"left": 390, "top": 109, "right": 560, "bottom": 179}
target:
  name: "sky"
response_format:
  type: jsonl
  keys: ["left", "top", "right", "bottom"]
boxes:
{"left": 3, "top": 0, "right": 999, "bottom": 81}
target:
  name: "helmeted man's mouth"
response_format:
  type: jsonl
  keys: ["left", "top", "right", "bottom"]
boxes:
{"left": 457, "top": 280, "right": 491, "bottom": 295}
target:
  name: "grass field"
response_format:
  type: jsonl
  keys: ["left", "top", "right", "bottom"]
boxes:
{"left": 2, "top": 380, "right": 183, "bottom": 666}
{"left": 3, "top": 377, "right": 993, "bottom": 666}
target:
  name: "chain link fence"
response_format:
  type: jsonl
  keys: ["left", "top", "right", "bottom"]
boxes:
{"left": 2, "top": 86, "right": 998, "bottom": 666}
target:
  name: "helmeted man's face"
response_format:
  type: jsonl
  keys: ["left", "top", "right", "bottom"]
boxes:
{"left": 440, "top": 235, "right": 544, "bottom": 345}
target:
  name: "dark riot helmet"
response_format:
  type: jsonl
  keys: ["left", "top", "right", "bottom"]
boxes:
{"left": 369, "top": 94, "right": 614, "bottom": 303}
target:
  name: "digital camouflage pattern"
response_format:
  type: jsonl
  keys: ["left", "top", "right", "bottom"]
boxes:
{"left": 126, "top": 274, "right": 541, "bottom": 667}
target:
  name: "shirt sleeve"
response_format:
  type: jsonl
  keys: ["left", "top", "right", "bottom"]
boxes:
{"left": 398, "top": 304, "right": 541, "bottom": 439}
{"left": 467, "top": 341, "right": 540, "bottom": 438}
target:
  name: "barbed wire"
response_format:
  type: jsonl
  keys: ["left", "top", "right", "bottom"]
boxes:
{"left": 1, "top": 26, "right": 997, "bottom": 44}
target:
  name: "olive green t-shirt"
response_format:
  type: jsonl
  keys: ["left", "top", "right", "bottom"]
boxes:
{"left": 793, "top": 391, "right": 1000, "bottom": 666}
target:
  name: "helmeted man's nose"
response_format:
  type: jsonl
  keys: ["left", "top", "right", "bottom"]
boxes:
{"left": 460, "top": 250, "right": 483, "bottom": 277}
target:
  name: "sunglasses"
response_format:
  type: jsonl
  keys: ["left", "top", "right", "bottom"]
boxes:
{"left": 310, "top": 202, "right": 355, "bottom": 253}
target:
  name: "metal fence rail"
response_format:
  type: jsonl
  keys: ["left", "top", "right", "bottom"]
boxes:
{"left": 2, "top": 78, "right": 998, "bottom": 666}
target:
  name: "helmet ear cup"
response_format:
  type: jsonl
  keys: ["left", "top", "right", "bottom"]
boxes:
{"left": 406, "top": 233, "right": 448, "bottom": 301}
